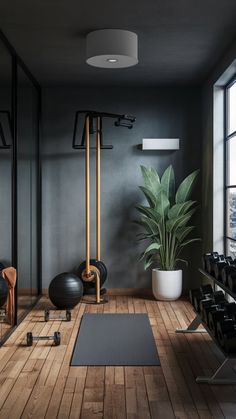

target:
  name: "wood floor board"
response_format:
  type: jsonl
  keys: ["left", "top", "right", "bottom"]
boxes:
{"left": 0, "top": 296, "right": 235, "bottom": 418}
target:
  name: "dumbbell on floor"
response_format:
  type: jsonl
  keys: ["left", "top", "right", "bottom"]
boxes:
{"left": 44, "top": 309, "right": 71, "bottom": 322}
{"left": 26, "top": 331, "right": 61, "bottom": 346}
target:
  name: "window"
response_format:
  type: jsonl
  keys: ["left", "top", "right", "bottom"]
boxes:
{"left": 225, "top": 77, "right": 236, "bottom": 257}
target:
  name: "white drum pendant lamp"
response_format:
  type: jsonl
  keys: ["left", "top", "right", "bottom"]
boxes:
{"left": 86, "top": 29, "right": 138, "bottom": 68}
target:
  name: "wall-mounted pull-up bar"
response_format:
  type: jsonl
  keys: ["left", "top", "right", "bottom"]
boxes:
{"left": 72, "top": 110, "right": 135, "bottom": 150}
{"left": 73, "top": 109, "right": 136, "bottom": 304}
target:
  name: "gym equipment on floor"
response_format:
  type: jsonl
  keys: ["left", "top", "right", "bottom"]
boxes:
{"left": 177, "top": 266, "right": 236, "bottom": 384}
{"left": 74, "top": 111, "right": 136, "bottom": 304}
{"left": 26, "top": 331, "right": 61, "bottom": 346}
{"left": 44, "top": 309, "right": 71, "bottom": 322}
{"left": 0, "top": 275, "right": 8, "bottom": 308}
{"left": 48, "top": 272, "right": 83, "bottom": 309}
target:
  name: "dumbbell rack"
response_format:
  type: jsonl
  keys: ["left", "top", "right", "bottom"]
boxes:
{"left": 175, "top": 268, "right": 236, "bottom": 384}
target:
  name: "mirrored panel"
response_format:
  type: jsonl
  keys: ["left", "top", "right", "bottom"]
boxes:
{"left": 17, "top": 65, "right": 39, "bottom": 320}
{"left": 0, "top": 39, "right": 13, "bottom": 339}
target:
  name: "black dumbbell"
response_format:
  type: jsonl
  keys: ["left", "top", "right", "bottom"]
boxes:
{"left": 214, "top": 259, "right": 231, "bottom": 281}
{"left": 205, "top": 253, "right": 224, "bottom": 275}
{"left": 26, "top": 331, "right": 61, "bottom": 346}
{"left": 216, "top": 319, "right": 236, "bottom": 347}
{"left": 193, "top": 284, "right": 213, "bottom": 312}
{"left": 44, "top": 309, "right": 71, "bottom": 322}
{"left": 199, "top": 297, "right": 214, "bottom": 318}
{"left": 222, "top": 330, "right": 236, "bottom": 353}
{"left": 202, "top": 252, "right": 218, "bottom": 271}
{"left": 201, "top": 303, "right": 219, "bottom": 325}
{"left": 225, "top": 302, "right": 236, "bottom": 320}
{"left": 221, "top": 264, "right": 236, "bottom": 286}
{"left": 208, "top": 308, "right": 227, "bottom": 335}
{"left": 228, "top": 272, "right": 236, "bottom": 293}
{"left": 212, "top": 290, "right": 225, "bottom": 304}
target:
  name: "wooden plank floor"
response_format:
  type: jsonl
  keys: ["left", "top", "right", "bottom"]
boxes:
{"left": 0, "top": 296, "right": 235, "bottom": 419}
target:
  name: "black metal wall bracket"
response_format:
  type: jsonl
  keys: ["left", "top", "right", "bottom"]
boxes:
{"left": 72, "top": 110, "right": 136, "bottom": 150}
{"left": 0, "top": 110, "right": 12, "bottom": 149}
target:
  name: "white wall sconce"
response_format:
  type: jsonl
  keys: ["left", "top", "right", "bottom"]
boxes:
{"left": 142, "top": 138, "right": 180, "bottom": 150}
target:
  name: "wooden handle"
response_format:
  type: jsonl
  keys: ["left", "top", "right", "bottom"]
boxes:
{"left": 96, "top": 116, "right": 101, "bottom": 261}
{"left": 85, "top": 115, "right": 90, "bottom": 275}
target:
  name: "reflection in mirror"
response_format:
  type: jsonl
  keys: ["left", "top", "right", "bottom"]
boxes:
{"left": 17, "top": 65, "right": 39, "bottom": 321}
{"left": 0, "top": 39, "right": 14, "bottom": 340}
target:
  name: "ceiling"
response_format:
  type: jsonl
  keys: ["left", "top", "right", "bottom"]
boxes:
{"left": 0, "top": 0, "right": 236, "bottom": 86}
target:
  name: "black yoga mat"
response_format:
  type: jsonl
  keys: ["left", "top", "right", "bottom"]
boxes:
{"left": 70, "top": 313, "right": 160, "bottom": 366}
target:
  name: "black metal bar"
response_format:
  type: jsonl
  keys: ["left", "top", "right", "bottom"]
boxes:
{"left": 0, "top": 111, "right": 12, "bottom": 148}
{"left": 73, "top": 145, "right": 113, "bottom": 150}
{"left": 72, "top": 110, "right": 135, "bottom": 150}
{"left": 225, "top": 236, "right": 236, "bottom": 242}
{"left": 224, "top": 74, "right": 236, "bottom": 255}
{"left": 0, "top": 28, "right": 42, "bottom": 332}
{"left": 224, "top": 84, "right": 228, "bottom": 255}
{"left": 0, "top": 29, "right": 40, "bottom": 91}
{"left": 12, "top": 54, "right": 18, "bottom": 327}
{"left": 226, "top": 131, "right": 236, "bottom": 141}
{"left": 37, "top": 88, "right": 42, "bottom": 295}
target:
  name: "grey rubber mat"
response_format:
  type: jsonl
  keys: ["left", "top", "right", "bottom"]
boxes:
{"left": 70, "top": 313, "right": 160, "bottom": 366}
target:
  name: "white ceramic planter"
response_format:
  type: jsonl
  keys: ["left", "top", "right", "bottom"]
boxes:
{"left": 152, "top": 269, "right": 182, "bottom": 301}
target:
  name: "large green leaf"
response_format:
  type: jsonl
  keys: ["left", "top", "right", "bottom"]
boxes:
{"left": 140, "top": 165, "right": 161, "bottom": 196}
{"left": 155, "top": 190, "right": 170, "bottom": 218}
{"left": 179, "top": 238, "right": 201, "bottom": 248}
{"left": 166, "top": 209, "right": 195, "bottom": 233}
{"left": 136, "top": 205, "right": 161, "bottom": 223}
{"left": 168, "top": 201, "right": 196, "bottom": 219}
{"left": 175, "top": 226, "right": 195, "bottom": 242}
{"left": 134, "top": 216, "right": 160, "bottom": 236}
{"left": 144, "top": 242, "right": 161, "bottom": 255}
{"left": 161, "top": 165, "right": 175, "bottom": 203}
{"left": 175, "top": 169, "right": 199, "bottom": 204}
{"left": 144, "top": 255, "right": 155, "bottom": 270}
{"left": 139, "top": 186, "right": 156, "bottom": 208}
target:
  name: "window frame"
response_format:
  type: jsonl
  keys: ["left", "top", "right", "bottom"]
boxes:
{"left": 224, "top": 75, "right": 236, "bottom": 255}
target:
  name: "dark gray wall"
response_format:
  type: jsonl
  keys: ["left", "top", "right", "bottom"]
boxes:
{"left": 42, "top": 87, "right": 202, "bottom": 290}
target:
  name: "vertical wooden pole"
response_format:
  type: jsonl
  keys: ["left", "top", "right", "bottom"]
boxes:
{"left": 85, "top": 115, "right": 90, "bottom": 275}
{"left": 96, "top": 272, "right": 101, "bottom": 304}
{"left": 96, "top": 116, "right": 101, "bottom": 261}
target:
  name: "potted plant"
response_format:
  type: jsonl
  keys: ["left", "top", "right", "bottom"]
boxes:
{"left": 136, "top": 165, "right": 200, "bottom": 300}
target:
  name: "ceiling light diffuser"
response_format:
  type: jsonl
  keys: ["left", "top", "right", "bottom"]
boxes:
{"left": 86, "top": 29, "right": 138, "bottom": 69}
